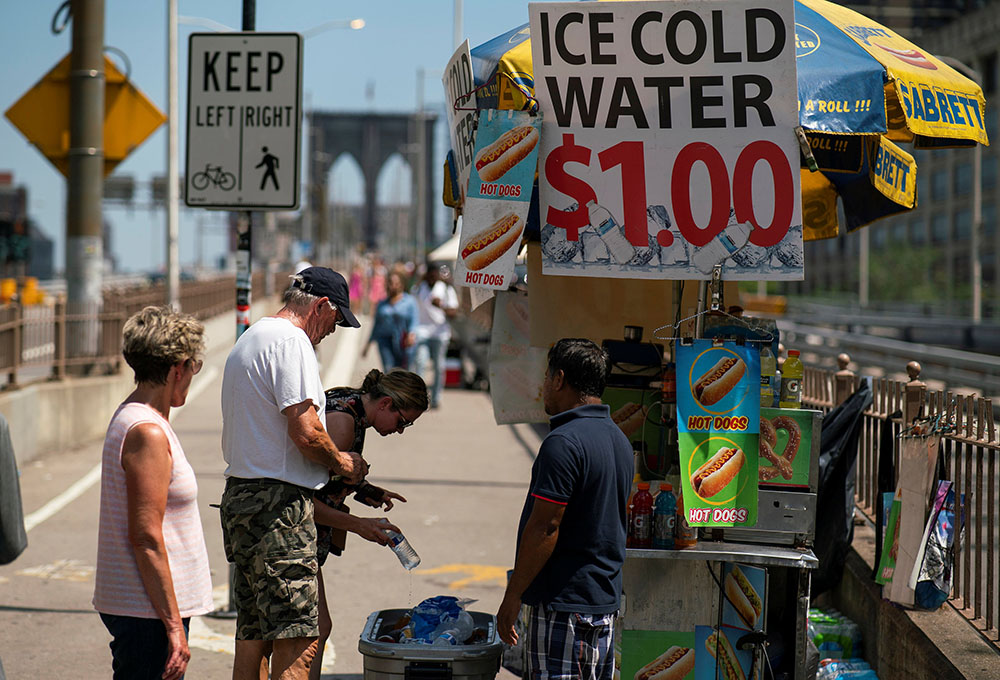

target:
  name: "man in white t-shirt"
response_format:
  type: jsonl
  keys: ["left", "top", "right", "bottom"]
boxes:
{"left": 220, "top": 266, "right": 366, "bottom": 680}
{"left": 412, "top": 263, "right": 458, "bottom": 409}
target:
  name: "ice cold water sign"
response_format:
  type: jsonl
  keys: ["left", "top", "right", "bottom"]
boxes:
{"left": 529, "top": 1, "right": 804, "bottom": 281}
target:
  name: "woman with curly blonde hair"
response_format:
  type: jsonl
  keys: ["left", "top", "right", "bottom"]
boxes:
{"left": 93, "top": 306, "right": 213, "bottom": 680}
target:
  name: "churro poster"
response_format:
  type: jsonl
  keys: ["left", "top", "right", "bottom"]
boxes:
{"left": 677, "top": 341, "right": 759, "bottom": 527}
{"left": 457, "top": 109, "right": 542, "bottom": 291}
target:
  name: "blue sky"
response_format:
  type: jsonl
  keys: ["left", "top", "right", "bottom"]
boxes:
{"left": 1, "top": 1, "right": 532, "bottom": 274}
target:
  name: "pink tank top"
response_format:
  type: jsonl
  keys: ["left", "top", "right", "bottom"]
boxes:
{"left": 93, "top": 402, "right": 213, "bottom": 618}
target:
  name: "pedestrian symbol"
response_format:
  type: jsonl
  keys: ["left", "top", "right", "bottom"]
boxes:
{"left": 257, "top": 146, "right": 279, "bottom": 191}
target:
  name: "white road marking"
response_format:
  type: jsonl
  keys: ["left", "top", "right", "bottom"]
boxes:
{"left": 23, "top": 465, "right": 102, "bottom": 532}
{"left": 24, "top": 365, "right": 220, "bottom": 533}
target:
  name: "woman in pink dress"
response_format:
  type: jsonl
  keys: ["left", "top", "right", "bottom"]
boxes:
{"left": 349, "top": 262, "right": 365, "bottom": 311}
{"left": 368, "top": 258, "right": 387, "bottom": 316}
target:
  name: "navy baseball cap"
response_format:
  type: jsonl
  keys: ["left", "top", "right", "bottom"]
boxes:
{"left": 292, "top": 267, "right": 361, "bottom": 328}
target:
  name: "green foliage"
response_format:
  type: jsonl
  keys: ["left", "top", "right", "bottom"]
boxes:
{"left": 868, "top": 244, "right": 941, "bottom": 303}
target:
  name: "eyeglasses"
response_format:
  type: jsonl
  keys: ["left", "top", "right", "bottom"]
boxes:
{"left": 186, "top": 358, "right": 203, "bottom": 375}
{"left": 394, "top": 408, "right": 415, "bottom": 430}
{"left": 327, "top": 300, "right": 344, "bottom": 324}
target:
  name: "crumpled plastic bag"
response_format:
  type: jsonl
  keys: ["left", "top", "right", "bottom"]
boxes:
{"left": 408, "top": 596, "right": 476, "bottom": 642}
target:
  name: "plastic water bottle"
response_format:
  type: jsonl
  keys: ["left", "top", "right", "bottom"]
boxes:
{"left": 628, "top": 482, "right": 654, "bottom": 548}
{"left": 587, "top": 200, "right": 636, "bottom": 264}
{"left": 432, "top": 611, "right": 474, "bottom": 646}
{"left": 691, "top": 213, "right": 753, "bottom": 273}
{"left": 385, "top": 529, "right": 421, "bottom": 570}
{"left": 760, "top": 346, "right": 776, "bottom": 408}
{"left": 779, "top": 349, "right": 804, "bottom": 409}
{"left": 652, "top": 483, "right": 676, "bottom": 549}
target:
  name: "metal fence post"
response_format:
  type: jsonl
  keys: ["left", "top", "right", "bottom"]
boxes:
{"left": 904, "top": 361, "right": 926, "bottom": 425}
{"left": 52, "top": 298, "right": 66, "bottom": 380}
{"left": 8, "top": 302, "right": 21, "bottom": 388}
{"left": 834, "top": 352, "right": 855, "bottom": 405}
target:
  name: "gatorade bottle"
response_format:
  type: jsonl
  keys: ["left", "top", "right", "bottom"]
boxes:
{"left": 760, "top": 346, "right": 776, "bottom": 408}
{"left": 779, "top": 349, "right": 804, "bottom": 409}
{"left": 587, "top": 200, "right": 636, "bottom": 264}
{"left": 652, "top": 483, "right": 676, "bottom": 549}
{"left": 629, "top": 482, "right": 654, "bottom": 549}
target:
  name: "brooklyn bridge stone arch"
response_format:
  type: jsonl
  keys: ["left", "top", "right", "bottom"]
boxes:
{"left": 307, "top": 111, "right": 437, "bottom": 254}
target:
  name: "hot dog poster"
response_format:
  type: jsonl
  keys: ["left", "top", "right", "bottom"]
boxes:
{"left": 694, "top": 626, "right": 752, "bottom": 680}
{"left": 529, "top": 1, "right": 804, "bottom": 281}
{"left": 624, "top": 630, "right": 696, "bottom": 680}
{"left": 457, "top": 109, "right": 542, "bottom": 291}
{"left": 758, "top": 407, "right": 812, "bottom": 488}
{"left": 721, "top": 564, "right": 766, "bottom": 633}
{"left": 677, "top": 340, "right": 759, "bottom": 527}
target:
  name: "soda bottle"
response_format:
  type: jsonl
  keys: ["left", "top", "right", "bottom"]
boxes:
{"left": 628, "top": 482, "right": 654, "bottom": 548}
{"left": 385, "top": 529, "right": 421, "bottom": 570}
{"left": 691, "top": 210, "right": 753, "bottom": 274}
{"left": 760, "top": 346, "right": 776, "bottom": 408}
{"left": 779, "top": 349, "right": 804, "bottom": 409}
{"left": 674, "top": 490, "right": 698, "bottom": 549}
{"left": 587, "top": 200, "right": 636, "bottom": 264}
{"left": 626, "top": 473, "right": 641, "bottom": 548}
{"left": 652, "top": 482, "right": 676, "bottom": 549}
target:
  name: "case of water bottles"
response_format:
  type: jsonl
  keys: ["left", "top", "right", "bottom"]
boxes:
{"left": 359, "top": 608, "right": 504, "bottom": 680}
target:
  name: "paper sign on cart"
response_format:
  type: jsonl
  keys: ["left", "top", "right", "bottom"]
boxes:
{"left": 721, "top": 563, "right": 766, "bottom": 632}
{"left": 529, "top": 1, "right": 803, "bottom": 281}
{"left": 456, "top": 109, "right": 541, "bottom": 290}
{"left": 442, "top": 40, "right": 478, "bottom": 203}
{"left": 676, "top": 341, "right": 759, "bottom": 527}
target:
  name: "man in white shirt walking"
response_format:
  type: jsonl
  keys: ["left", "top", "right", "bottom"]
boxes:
{"left": 220, "top": 267, "right": 367, "bottom": 680}
{"left": 412, "top": 263, "right": 458, "bottom": 409}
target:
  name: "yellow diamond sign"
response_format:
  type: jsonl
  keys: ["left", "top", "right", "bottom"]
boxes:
{"left": 5, "top": 53, "right": 166, "bottom": 177}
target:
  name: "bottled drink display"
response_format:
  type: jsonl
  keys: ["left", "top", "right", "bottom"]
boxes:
{"left": 385, "top": 529, "right": 421, "bottom": 570}
{"left": 691, "top": 214, "right": 753, "bottom": 274}
{"left": 652, "top": 483, "right": 676, "bottom": 549}
{"left": 760, "top": 346, "right": 776, "bottom": 408}
{"left": 779, "top": 349, "right": 804, "bottom": 409}
{"left": 587, "top": 200, "right": 636, "bottom": 264}
{"left": 628, "top": 482, "right": 654, "bottom": 549}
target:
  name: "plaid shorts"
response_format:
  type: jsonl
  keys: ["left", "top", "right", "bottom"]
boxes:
{"left": 220, "top": 477, "right": 319, "bottom": 641}
{"left": 526, "top": 607, "right": 616, "bottom": 680}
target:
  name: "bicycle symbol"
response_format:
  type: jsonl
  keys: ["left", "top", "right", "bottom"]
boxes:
{"left": 192, "top": 163, "right": 236, "bottom": 191}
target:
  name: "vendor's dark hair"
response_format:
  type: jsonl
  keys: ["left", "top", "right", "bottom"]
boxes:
{"left": 547, "top": 338, "right": 609, "bottom": 398}
{"left": 361, "top": 369, "right": 429, "bottom": 412}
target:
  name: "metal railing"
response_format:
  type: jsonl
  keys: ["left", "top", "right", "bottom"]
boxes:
{"left": 804, "top": 357, "right": 1000, "bottom": 646}
{"left": 0, "top": 271, "right": 288, "bottom": 389}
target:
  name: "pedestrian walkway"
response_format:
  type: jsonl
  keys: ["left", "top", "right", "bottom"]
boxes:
{"left": 0, "top": 311, "right": 543, "bottom": 678}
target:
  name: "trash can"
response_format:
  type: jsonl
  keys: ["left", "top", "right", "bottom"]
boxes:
{"left": 359, "top": 608, "right": 504, "bottom": 680}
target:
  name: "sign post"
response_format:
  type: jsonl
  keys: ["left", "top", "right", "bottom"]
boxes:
{"left": 186, "top": 30, "right": 301, "bottom": 338}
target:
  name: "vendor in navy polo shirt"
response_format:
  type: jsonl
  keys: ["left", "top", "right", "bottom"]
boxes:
{"left": 497, "top": 338, "right": 633, "bottom": 680}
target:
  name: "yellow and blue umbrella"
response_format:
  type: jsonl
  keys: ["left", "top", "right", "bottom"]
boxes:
{"left": 460, "top": 0, "right": 988, "bottom": 241}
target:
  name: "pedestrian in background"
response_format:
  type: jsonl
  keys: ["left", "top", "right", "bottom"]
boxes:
{"left": 497, "top": 338, "right": 632, "bottom": 680}
{"left": 367, "top": 256, "right": 387, "bottom": 317}
{"left": 362, "top": 271, "right": 418, "bottom": 370}
{"left": 219, "top": 267, "right": 367, "bottom": 680}
{"left": 93, "top": 306, "right": 214, "bottom": 680}
{"left": 309, "top": 368, "right": 430, "bottom": 680}
{"left": 412, "top": 263, "right": 458, "bottom": 409}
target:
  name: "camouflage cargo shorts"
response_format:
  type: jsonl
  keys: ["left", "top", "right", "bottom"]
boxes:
{"left": 220, "top": 477, "right": 319, "bottom": 640}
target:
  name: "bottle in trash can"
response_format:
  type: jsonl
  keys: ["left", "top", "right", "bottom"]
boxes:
{"left": 385, "top": 529, "right": 421, "bottom": 570}
{"left": 628, "top": 482, "right": 654, "bottom": 549}
{"left": 779, "top": 349, "right": 803, "bottom": 409}
{"left": 651, "top": 483, "right": 676, "bottom": 549}
{"left": 587, "top": 200, "right": 636, "bottom": 264}
{"left": 760, "top": 345, "right": 776, "bottom": 408}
